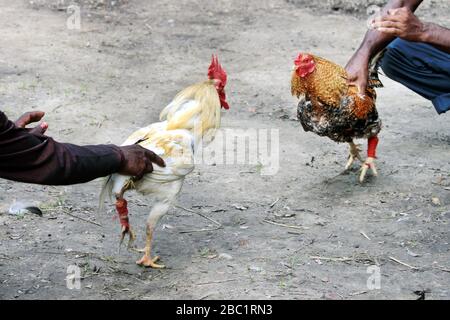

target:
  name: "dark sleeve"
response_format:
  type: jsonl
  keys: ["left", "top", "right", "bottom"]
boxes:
{"left": 0, "top": 111, "right": 124, "bottom": 185}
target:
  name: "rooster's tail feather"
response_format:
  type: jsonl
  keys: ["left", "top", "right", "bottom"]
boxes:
{"left": 98, "top": 175, "right": 114, "bottom": 213}
{"left": 368, "top": 49, "right": 386, "bottom": 89}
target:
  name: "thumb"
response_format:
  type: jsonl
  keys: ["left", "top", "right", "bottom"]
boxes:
{"left": 344, "top": 72, "right": 359, "bottom": 86}
{"left": 357, "top": 79, "right": 367, "bottom": 97}
{"left": 387, "top": 8, "right": 399, "bottom": 16}
{"left": 349, "top": 76, "right": 367, "bottom": 95}
{"left": 358, "top": 80, "right": 367, "bottom": 95}
{"left": 29, "top": 122, "right": 49, "bottom": 135}
{"left": 347, "top": 79, "right": 367, "bottom": 99}
{"left": 356, "top": 82, "right": 367, "bottom": 99}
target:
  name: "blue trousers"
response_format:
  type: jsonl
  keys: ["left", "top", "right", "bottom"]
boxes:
{"left": 380, "top": 39, "right": 450, "bottom": 114}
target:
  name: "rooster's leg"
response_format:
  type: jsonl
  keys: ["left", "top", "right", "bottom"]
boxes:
{"left": 360, "top": 136, "right": 379, "bottom": 183}
{"left": 345, "top": 141, "right": 363, "bottom": 170}
{"left": 136, "top": 227, "right": 164, "bottom": 269}
{"left": 120, "top": 226, "right": 136, "bottom": 250}
{"left": 115, "top": 198, "right": 136, "bottom": 250}
{"left": 136, "top": 202, "right": 170, "bottom": 269}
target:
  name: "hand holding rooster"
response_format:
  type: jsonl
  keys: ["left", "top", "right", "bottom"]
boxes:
{"left": 118, "top": 145, "right": 166, "bottom": 179}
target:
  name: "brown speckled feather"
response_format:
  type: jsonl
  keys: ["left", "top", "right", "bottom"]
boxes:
{"left": 292, "top": 53, "right": 383, "bottom": 143}
{"left": 291, "top": 54, "right": 376, "bottom": 119}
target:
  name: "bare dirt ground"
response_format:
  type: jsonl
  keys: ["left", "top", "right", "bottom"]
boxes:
{"left": 0, "top": 0, "right": 449, "bottom": 300}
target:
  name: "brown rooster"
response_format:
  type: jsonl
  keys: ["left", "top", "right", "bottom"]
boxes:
{"left": 291, "top": 52, "right": 384, "bottom": 182}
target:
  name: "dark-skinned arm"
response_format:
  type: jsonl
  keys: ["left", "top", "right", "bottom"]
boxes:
{"left": 345, "top": 0, "right": 424, "bottom": 93}
{"left": 373, "top": 9, "right": 450, "bottom": 54}
{"left": 0, "top": 111, "right": 165, "bottom": 186}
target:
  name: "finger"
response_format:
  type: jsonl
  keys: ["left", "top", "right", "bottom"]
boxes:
{"left": 357, "top": 80, "right": 367, "bottom": 96}
{"left": 348, "top": 78, "right": 367, "bottom": 96}
{"left": 144, "top": 160, "right": 154, "bottom": 174}
{"left": 344, "top": 72, "right": 356, "bottom": 84}
{"left": 145, "top": 150, "right": 166, "bottom": 167}
{"left": 371, "top": 14, "right": 384, "bottom": 24}
{"left": 29, "top": 122, "right": 49, "bottom": 135}
{"left": 374, "top": 27, "right": 402, "bottom": 35}
{"left": 372, "top": 21, "right": 402, "bottom": 29}
{"left": 134, "top": 168, "right": 145, "bottom": 181}
{"left": 15, "top": 115, "right": 29, "bottom": 128}
{"left": 387, "top": 8, "right": 403, "bottom": 16}
{"left": 386, "top": 8, "right": 395, "bottom": 15}
{"left": 15, "top": 111, "right": 46, "bottom": 128}
{"left": 384, "top": 11, "right": 408, "bottom": 22}
{"left": 27, "top": 111, "right": 46, "bottom": 123}
{"left": 344, "top": 73, "right": 355, "bottom": 83}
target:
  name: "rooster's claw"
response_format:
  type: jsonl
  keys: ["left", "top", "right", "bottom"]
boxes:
{"left": 119, "top": 227, "right": 136, "bottom": 252}
{"left": 345, "top": 142, "right": 363, "bottom": 171}
{"left": 359, "top": 157, "right": 378, "bottom": 183}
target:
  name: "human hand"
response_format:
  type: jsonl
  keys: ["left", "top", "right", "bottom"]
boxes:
{"left": 345, "top": 51, "right": 370, "bottom": 96}
{"left": 15, "top": 111, "right": 48, "bottom": 135}
{"left": 118, "top": 145, "right": 166, "bottom": 179}
{"left": 371, "top": 7, "right": 426, "bottom": 42}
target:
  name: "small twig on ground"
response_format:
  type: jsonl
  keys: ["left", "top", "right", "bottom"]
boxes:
{"left": 310, "top": 256, "right": 353, "bottom": 263}
{"left": 269, "top": 198, "right": 280, "bottom": 208}
{"left": 310, "top": 253, "right": 377, "bottom": 265}
{"left": 360, "top": 231, "right": 371, "bottom": 240}
{"left": 349, "top": 291, "right": 368, "bottom": 297}
{"left": 176, "top": 205, "right": 222, "bottom": 227}
{"left": 263, "top": 219, "right": 309, "bottom": 231}
{"left": 434, "top": 266, "right": 450, "bottom": 273}
{"left": 393, "top": 205, "right": 431, "bottom": 217}
{"left": 179, "top": 226, "right": 222, "bottom": 234}
{"left": 196, "top": 279, "right": 238, "bottom": 286}
{"left": 176, "top": 205, "right": 223, "bottom": 234}
{"left": 65, "top": 212, "right": 102, "bottom": 227}
{"left": 386, "top": 170, "right": 399, "bottom": 176}
{"left": 389, "top": 256, "right": 420, "bottom": 270}
{"left": 199, "top": 292, "right": 214, "bottom": 300}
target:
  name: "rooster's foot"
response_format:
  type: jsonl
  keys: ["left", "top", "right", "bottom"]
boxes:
{"left": 119, "top": 227, "right": 136, "bottom": 251}
{"left": 359, "top": 157, "right": 378, "bottom": 183}
{"left": 345, "top": 143, "right": 363, "bottom": 170}
{"left": 136, "top": 255, "right": 165, "bottom": 269}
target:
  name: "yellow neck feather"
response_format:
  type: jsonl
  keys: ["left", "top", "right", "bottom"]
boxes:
{"left": 160, "top": 80, "right": 221, "bottom": 139}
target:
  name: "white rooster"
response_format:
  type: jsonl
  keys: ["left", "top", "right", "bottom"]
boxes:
{"left": 100, "top": 56, "right": 229, "bottom": 268}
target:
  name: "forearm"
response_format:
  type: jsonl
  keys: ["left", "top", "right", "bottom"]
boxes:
{"left": 37, "top": 142, "right": 124, "bottom": 185}
{"left": 420, "top": 23, "right": 450, "bottom": 53}
{"left": 354, "top": 0, "right": 423, "bottom": 59}
{"left": 0, "top": 112, "right": 123, "bottom": 185}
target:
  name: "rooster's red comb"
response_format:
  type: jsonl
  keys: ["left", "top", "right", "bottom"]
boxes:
{"left": 208, "top": 55, "right": 227, "bottom": 87}
{"left": 294, "top": 53, "right": 313, "bottom": 66}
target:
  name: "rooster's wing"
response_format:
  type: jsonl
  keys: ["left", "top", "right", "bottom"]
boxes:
{"left": 122, "top": 123, "right": 195, "bottom": 183}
